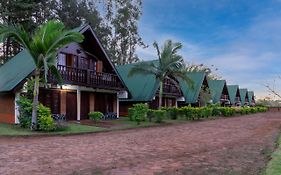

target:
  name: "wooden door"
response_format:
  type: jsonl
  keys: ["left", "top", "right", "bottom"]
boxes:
{"left": 39, "top": 89, "right": 60, "bottom": 114}
{"left": 80, "top": 92, "right": 90, "bottom": 120}
{"left": 66, "top": 92, "right": 77, "bottom": 120}
{"left": 94, "top": 93, "right": 113, "bottom": 114}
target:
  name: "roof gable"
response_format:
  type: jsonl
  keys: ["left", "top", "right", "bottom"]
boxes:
{"left": 208, "top": 80, "right": 226, "bottom": 103}
{"left": 116, "top": 61, "right": 159, "bottom": 102}
{"left": 178, "top": 72, "right": 206, "bottom": 104}
{"left": 0, "top": 50, "right": 35, "bottom": 92}
{"left": 0, "top": 24, "right": 126, "bottom": 92}
{"left": 227, "top": 85, "right": 239, "bottom": 104}
{"left": 239, "top": 88, "right": 248, "bottom": 105}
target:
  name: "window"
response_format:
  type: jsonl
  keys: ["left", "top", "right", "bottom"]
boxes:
{"left": 58, "top": 53, "right": 66, "bottom": 66}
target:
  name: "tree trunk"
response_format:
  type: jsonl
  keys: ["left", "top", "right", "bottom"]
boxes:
{"left": 158, "top": 81, "right": 163, "bottom": 109}
{"left": 31, "top": 69, "right": 40, "bottom": 130}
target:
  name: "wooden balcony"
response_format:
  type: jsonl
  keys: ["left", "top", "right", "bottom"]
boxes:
{"left": 159, "top": 83, "right": 182, "bottom": 96}
{"left": 48, "top": 65, "right": 122, "bottom": 90}
{"left": 235, "top": 97, "right": 241, "bottom": 102}
{"left": 220, "top": 94, "right": 229, "bottom": 100}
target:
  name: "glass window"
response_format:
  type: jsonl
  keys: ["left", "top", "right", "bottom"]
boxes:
{"left": 58, "top": 53, "right": 66, "bottom": 66}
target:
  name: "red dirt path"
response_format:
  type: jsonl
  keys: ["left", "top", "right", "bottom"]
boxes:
{"left": 1, "top": 112, "right": 281, "bottom": 175}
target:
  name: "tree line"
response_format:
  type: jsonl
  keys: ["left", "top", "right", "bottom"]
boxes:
{"left": 0, "top": 0, "right": 145, "bottom": 65}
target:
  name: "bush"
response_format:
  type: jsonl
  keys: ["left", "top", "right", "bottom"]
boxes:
{"left": 128, "top": 103, "right": 149, "bottom": 124}
{"left": 17, "top": 96, "right": 57, "bottom": 131}
{"left": 88, "top": 111, "right": 103, "bottom": 121}
{"left": 37, "top": 104, "right": 56, "bottom": 131}
{"left": 166, "top": 107, "right": 178, "bottom": 120}
{"left": 17, "top": 96, "right": 32, "bottom": 128}
{"left": 220, "top": 107, "right": 235, "bottom": 117}
{"left": 152, "top": 110, "right": 166, "bottom": 123}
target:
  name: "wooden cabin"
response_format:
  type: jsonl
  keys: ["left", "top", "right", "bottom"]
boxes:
{"left": 208, "top": 80, "right": 230, "bottom": 106}
{"left": 0, "top": 24, "right": 127, "bottom": 123}
{"left": 116, "top": 61, "right": 183, "bottom": 116}
{"left": 227, "top": 85, "right": 241, "bottom": 106}
{"left": 177, "top": 72, "right": 210, "bottom": 107}
{"left": 239, "top": 88, "right": 249, "bottom": 106}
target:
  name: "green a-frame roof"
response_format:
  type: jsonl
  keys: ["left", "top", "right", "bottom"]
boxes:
{"left": 247, "top": 91, "right": 255, "bottom": 105}
{"left": 239, "top": 88, "right": 248, "bottom": 106}
{"left": 208, "top": 79, "right": 227, "bottom": 104}
{"left": 178, "top": 72, "right": 206, "bottom": 104}
{"left": 116, "top": 61, "right": 159, "bottom": 102}
{"left": 227, "top": 85, "right": 240, "bottom": 105}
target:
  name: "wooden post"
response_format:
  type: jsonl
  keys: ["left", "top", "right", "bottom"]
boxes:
{"left": 77, "top": 88, "right": 81, "bottom": 121}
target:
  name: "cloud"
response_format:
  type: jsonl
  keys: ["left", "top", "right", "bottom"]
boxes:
{"left": 136, "top": 1, "right": 281, "bottom": 99}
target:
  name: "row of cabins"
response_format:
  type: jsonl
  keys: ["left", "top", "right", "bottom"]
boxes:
{"left": 0, "top": 24, "right": 255, "bottom": 123}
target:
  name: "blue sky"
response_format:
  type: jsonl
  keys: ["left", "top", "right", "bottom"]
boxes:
{"left": 136, "top": 0, "right": 281, "bottom": 99}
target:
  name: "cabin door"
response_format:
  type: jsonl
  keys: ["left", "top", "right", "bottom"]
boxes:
{"left": 80, "top": 92, "right": 90, "bottom": 120}
{"left": 66, "top": 92, "right": 77, "bottom": 120}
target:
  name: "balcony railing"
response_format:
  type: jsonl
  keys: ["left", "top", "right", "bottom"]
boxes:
{"left": 48, "top": 65, "right": 122, "bottom": 89}
{"left": 159, "top": 83, "right": 182, "bottom": 96}
{"left": 220, "top": 94, "right": 229, "bottom": 100}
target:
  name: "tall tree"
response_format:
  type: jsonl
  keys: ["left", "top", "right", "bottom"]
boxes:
{"left": 108, "top": 0, "right": 146, "bottom": 65}
{"left": 0, "top": 0, "right": 145, "bottom": 65}
{"left": 0, "top": 0, "right": 56, "bottom": 64}
{"left": 0, "top": 21, "right": 84, "bottom": 130}
{"left": 128, "top": 40, "right": 193, "bottom": 109}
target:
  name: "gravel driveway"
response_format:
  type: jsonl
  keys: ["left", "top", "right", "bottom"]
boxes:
{"left": 1, "top": 112, "right": 281, "bottom": 175}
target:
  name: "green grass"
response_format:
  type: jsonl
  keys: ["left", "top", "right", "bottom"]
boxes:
{"left": 264, "top": 133, "right": 281, "bottom": 175}
{"left": 0, "top": 116, "right": 215, "bottom": 136}
{"left": 0, "top": 123, "right": 105, "bottom": 136}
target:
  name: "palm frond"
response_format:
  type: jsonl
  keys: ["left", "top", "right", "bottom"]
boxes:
{"left": 0, "top": 23, "right": 31, "bottom": 51}
{"left": 49, "top": 65, "right": 63, "bottom": 85}
{"left": 169, "top": 69, "right": 194, "bottom": 89}
{"left": 128, "top": 62, "right": 158, "bottom": 77}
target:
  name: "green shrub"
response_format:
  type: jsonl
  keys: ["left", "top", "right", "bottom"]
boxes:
{"left": 37, "top": 104, "right": 56, "bottom": 131}
{"left": 17, "top": 96, "right": 32, "bottom": 128}
{"left": 220, "top": 107, "right": 235, "bottom": 117}
{"left": 88, "top": 111, "right": 103, "bottom": 121}
{"left": 166, "top": 107, "right": 178, "bottom": 120}
{"left": 128, "top": 103, "right": 149, "bottom": 124}
{"left": 181, "top": 106, "right": 194, "bottom": 120}
{"left": 147, "top": 109, "right": 154, "bottom": 122}
{"left": 209, "top": 104, "right": 221, "bottom": 116}
{"left": 152, "top": 110, "right": 166, "bottom": 123}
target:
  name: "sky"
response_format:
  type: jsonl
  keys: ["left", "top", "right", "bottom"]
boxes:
{"left": 136, "top": 0, "right": 281, "bottom": 99}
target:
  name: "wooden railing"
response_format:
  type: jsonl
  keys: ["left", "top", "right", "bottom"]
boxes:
{"left": 48, "top": 65, "right": 122, "bottom": 89}
{"left": 161, "top": 83, "right": 182, "bottom": 96}
{"left": 235, "top": 97, "right": 241, "bottom": 102}
{"left": 220, "top": 94, "right": 229, "bottom": 100}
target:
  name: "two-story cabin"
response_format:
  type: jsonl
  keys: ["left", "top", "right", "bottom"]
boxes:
{"left": 227, "top": 85, "right": 241, "bottom": 106}
{"left": 116, "top": 61, "right": 183, "bottom": 116}
{"left": 0, "top": 24, "right": 127, "bottom": 123}
{"left": 208, "top": 80, "right": 230, "bottom": 106}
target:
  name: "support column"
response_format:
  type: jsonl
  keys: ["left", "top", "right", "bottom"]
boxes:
{"left": 117, "top": 93, "right": 119, "bottom": 118}
{"left": 14, "top": 92, "right": 20, "bottom": 124}
{"left": 77, "top": 88, "right": 81, "bottom": 121}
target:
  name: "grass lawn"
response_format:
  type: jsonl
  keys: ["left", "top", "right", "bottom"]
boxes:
{"left": 0, "top": 123, "right": 105, "bottom": 136}
{"left": 264, "top": 133, "right": 281, "bottom": 175}
{"left": 0, "top": 116, "right": 216, "bottom": 136}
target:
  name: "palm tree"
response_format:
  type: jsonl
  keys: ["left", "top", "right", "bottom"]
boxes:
{"left": 0, "top": 20, "right": 84, "bottom": 130}
{"left": 128, "top": 40, "right": 193, "bottom": 109}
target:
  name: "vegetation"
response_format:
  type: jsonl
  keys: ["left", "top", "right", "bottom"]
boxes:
{"left": 0, "top": 0, "right": 145, "bottom": 65}
{"left": 129, "top": 103, "right": 267, "bottom": 124}
{"left": 128, "top": 103, "right": 149, "bottom": 124}
{"left": 264, "top": 133, "right": 281, "bottom": 175}
{"left": 128, "top": 40, "right": 193, "bottom": 109}
{"left": 88, "top": 112, "right": 103, "bottom": 122}
{"left": 0, "top": 21, "right": 84, "bottom": 130}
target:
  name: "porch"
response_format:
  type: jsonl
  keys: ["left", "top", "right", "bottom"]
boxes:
{"left": 39, "top": 87, "right": 119, "bottom": 121}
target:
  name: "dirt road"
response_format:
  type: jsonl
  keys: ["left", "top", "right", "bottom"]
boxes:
{"left": 1, "top": 112, "right": 281, "bottom": 175}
